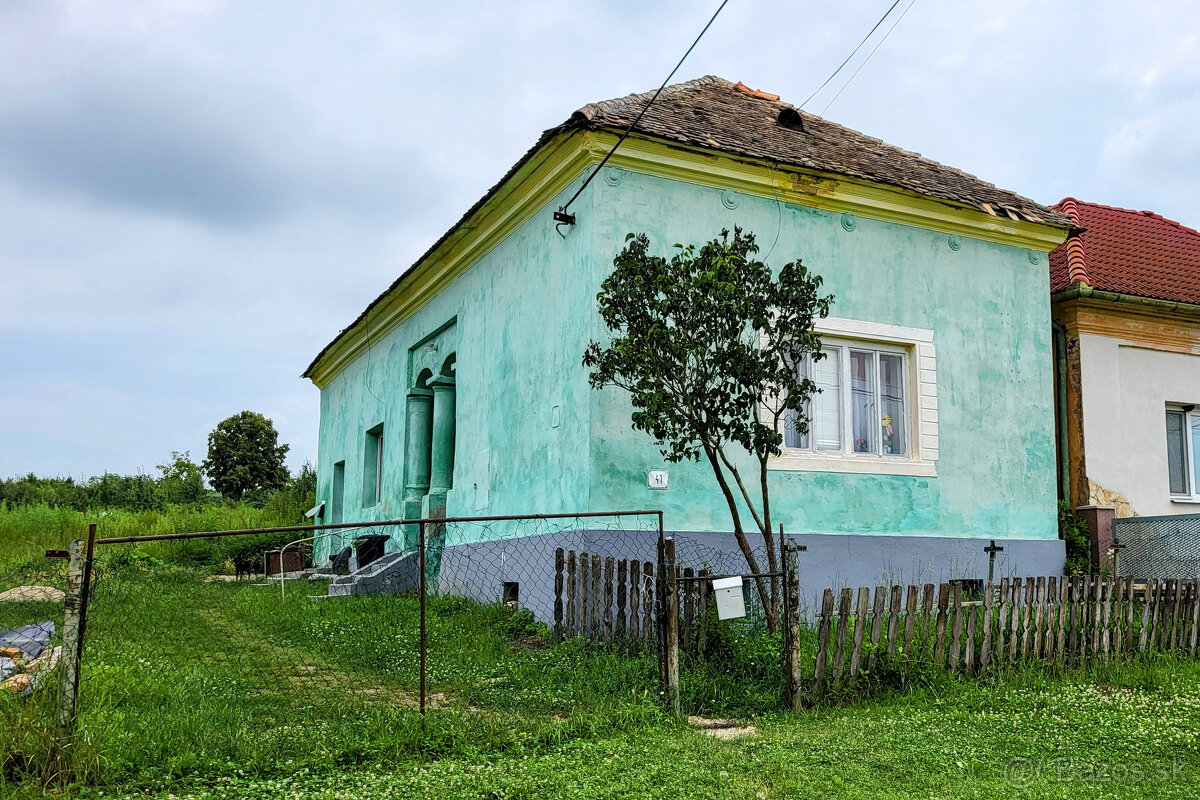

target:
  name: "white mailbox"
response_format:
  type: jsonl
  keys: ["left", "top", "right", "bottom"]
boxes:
{"left": 711, "top": 575, "right": 746, "bottom": 620}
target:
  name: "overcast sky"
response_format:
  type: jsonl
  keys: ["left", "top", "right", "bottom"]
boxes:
{"left": 2, "top": 0, "right": 1197, "bottom": 480}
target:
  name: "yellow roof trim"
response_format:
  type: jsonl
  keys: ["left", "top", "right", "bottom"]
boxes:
{"left": 307, "top": 130, "right": 1068, "bottom": 387}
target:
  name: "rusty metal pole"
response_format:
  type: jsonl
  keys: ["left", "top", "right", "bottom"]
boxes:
{"left": 74, "top": 524, "right": 97, "bottom": 693}
{"left": 418, "top": 520, "right": 426, "bottom": 719}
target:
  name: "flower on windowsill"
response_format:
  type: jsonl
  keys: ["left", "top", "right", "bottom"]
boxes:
{"left": 881, "top": 414, "right": 895, "bottom": 454}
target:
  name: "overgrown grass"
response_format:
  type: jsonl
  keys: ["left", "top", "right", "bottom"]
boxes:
{"left": 1, "top": 564, "right": 670, "bottom": 792}
{"left": 0, "top": 500, "right": 311, "bottom": 573}
{"left": 10, "top": 658, "right": 1200, "bottom": 799}
{"left": 5, "top": 511, "right": 1200, "bottom": 797}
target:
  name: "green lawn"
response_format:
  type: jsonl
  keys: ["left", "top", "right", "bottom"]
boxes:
{"left": 16, "top": 659, "right": 1197, "bottom": 799}
{"left": 3, "top": 546, "right": 1199, "bottom": 798}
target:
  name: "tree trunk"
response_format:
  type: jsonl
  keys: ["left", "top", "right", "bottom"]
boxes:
{"left": 703, "top": 445, "right": 780, "bottom": 632}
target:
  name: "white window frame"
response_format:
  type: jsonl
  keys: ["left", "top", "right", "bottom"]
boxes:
{"left": 764, "top": 317, "right": 938, "bottom": 477}
{"left": 1166, "top": 404, "right": 1200, "bottom": 501}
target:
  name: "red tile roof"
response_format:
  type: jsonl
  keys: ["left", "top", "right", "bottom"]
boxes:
{"left": 1050, "top": 198, "right": 1200, "bottom": 305}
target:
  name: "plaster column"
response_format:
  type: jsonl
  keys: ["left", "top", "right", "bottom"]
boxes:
{"left": 403, "top": 388, "right": 434, "bottom": 508}
{"left": 428, "top": 375, "right": 457, "bottom": 498}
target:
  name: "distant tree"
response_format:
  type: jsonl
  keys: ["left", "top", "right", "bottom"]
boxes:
{"left": 89, "top": 472, "right": 163, "bottom": 512}
{"left": 203, "top": 412, "right": 290, "bottom": 501}
{"left": 156, "top": 450, "right": 208, "bottom": 505}
{"left": 0, "top": 473, "right": 90, "bottom": 511}
{"left": 583, "top": 229, "right": 833, "bottom": 632}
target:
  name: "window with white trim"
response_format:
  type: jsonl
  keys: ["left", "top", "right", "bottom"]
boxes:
{"left": 781, "top": 338, "right": 909, "bottom": 457}
{"left": 767, "top": 318, "right": 938, "bottom": 476}
{"left": 1166, "top": 405, "right": 1200, "bottom": 498}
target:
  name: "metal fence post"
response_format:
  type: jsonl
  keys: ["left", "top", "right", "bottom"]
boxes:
{"left": 658, "top": 535, "right": 680, "bottom": 716}
{"left": 418, "top": 520, "right": 426, "bottom": 718}
{"left": 783, "top": 541, "right": 802, "bottom": 711}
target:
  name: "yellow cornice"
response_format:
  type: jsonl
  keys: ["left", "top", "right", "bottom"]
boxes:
{"left": 599, "top": 131, "right": 1070, "bottom": 251}
{"left": 308, "top": 129, "right": 1068, "bottom": 387}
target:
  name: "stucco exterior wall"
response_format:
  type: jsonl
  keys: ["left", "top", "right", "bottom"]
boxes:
{"left": 1077, "top": 330, "right": 1200, "bottom": 517}
{"left": 312, "top": 158, "right": 1062, "bottom": 578}
{"left": 314, "top": 178, "right": 597, "bottom": 556}
{"left": 585, "top": 169, "right": 1060, "bottom": 544}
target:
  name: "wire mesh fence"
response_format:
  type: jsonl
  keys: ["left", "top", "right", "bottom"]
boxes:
{"left": 52, "top": 511, "right": 675, "bottom": 789}
{"left": 1115, "top": 514, "right": 1200, "bottom": 579}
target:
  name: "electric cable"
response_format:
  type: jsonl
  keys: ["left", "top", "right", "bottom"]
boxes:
{"left": 555, "top": 0, "right": 731, "bottom": 224}
{"left": 799, "top": 0, "right": 903, "bottom": 110}
{"left": 820, "top": 0, "right": 919, "bottom": 116}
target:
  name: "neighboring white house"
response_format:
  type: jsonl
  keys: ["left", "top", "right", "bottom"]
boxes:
{"left": 1051, "top": 199, "right": 1200, "bottom": 563}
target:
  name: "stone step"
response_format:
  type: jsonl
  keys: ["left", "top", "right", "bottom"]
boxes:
{"left": 326, "top": 551, "right": 420, "bottom": 598}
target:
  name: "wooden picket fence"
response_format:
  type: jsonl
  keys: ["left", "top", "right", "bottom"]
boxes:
{"left": 552, "top": 547, "right": 721, "bottom": 651}
{"left": 553, "top": 548, "right": 657, "bottom": 645}
{"left": 808, "top": 575, "right": 1200, "bottom": 701}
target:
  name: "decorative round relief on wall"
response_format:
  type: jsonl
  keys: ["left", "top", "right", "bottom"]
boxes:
{"left": 1027, "top": 250, "right": 1041, "bottom": 264}
{"left": 603, "top": 167, "right": 623, "bottom": 186}
{"left": 720, "top": 189, "right": 739, "bottom": 210}
{"left": 947, "top": 234, "right": 962, "bottom": 251}
{"left": 840, "top": 213, "right": 856, "bottom": 232}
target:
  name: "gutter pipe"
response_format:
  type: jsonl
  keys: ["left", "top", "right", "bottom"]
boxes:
{"left": 1052, "top": 321, "right": 1071, "bottom": 503}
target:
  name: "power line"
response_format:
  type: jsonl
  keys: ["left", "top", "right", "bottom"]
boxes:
{"left": 820, "top": 0, "right": 919, "bottom": 116}
{"left": 799, "top": 0, "right": 902, "bottom": 110}
{"left": 554, "top": 0, "right": 731, "bottom": 228}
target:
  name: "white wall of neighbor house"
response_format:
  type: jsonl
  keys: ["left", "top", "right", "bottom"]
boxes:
{"left": 1078, "top": 331, "right": 1200, "bottom": 517}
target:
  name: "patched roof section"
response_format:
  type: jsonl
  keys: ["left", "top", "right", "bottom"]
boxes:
{"left": 572, "top": 76, "right": 1070, "bottom": 227}
{"left": 1050, "top": 199, "right": 1200, "bottom": 304}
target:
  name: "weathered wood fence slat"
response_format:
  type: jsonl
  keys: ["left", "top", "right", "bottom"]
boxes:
{"left": 806, "top": 574, "right": 1200, "bottom": 702}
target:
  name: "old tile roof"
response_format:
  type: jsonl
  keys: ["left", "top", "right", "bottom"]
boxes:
{"left": 305, "top": 76, "right": 1069, "bottom": 378}
{"left": 1049, "top": 198, "right": 1200, "bottom": 305}
{"left": 572, "top": 76, "right": 1070, "bottom": 227}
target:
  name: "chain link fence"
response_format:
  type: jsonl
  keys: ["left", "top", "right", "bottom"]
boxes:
{"left": 2, "top": 513, "right": 812, "bottom": 791}
{"left": 1115, "top": 514, "right": 1200, "bottom": 579}
{"left": 56, "top": 511, "right": 676, "bottom": 789}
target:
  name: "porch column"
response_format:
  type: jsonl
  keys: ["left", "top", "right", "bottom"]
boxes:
{"left": 428, "top": 375, "right": 457, "bottom": 501}
{"left": 403, "top": 388, "right": 434, "bottom": 511}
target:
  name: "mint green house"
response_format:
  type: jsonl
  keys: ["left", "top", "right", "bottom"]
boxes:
{"left": 303, "top": 77, "right": 1072, "bottom": 605}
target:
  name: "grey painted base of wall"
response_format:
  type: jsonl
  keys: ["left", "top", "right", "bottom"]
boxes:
{"left": 434, "top": 530, "right": 1066, "bottom": 624}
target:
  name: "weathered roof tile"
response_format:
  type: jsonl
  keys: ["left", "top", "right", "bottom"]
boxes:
{"left": 573, "top": 76, "right": 1069, "bottom": 227}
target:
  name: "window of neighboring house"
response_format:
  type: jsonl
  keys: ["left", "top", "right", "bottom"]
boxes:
{"left": 1166, "top": 405, "right": 1200, "bottom": 498}
{"left": 363, "top": 424, "right": 384, "bottom": 507}
{"left": 768, "top": 319, "right": 937, "bottom": 476}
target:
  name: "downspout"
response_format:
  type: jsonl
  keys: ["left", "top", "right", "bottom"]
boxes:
{"left": 1052, "top": 321, "right": 1071, "bottom": 502}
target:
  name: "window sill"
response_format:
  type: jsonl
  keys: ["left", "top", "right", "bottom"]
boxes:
{"left": 768, "top": 451, "right": 937, "bottom": 477}
{"left": 1169, "top": 498, "right": 1200, "bottom": 505}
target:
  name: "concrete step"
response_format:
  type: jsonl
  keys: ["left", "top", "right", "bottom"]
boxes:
{"left": 326, "top": 551, "right": 420, "bottom": 597}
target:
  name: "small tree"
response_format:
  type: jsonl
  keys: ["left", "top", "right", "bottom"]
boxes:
{"left": 156, "top": 450, "right": 208, "bottom": 505}
{"left": 203, "top": 411, "right": 290, "bottom": 501}
{"left": 583, "top": 229, "right": 833, "bottom": 631}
